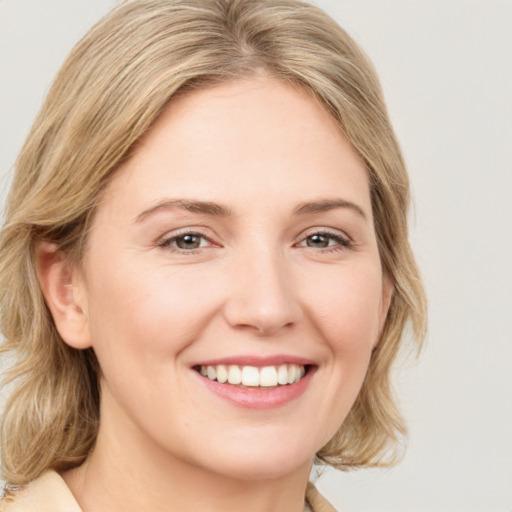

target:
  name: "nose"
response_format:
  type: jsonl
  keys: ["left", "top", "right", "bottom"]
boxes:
{"left": 222, "top": 248, "right": 302, "bottom": 336}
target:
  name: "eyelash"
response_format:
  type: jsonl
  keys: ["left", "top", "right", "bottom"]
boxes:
{"left": 157, "top": 229, "right": 352, "bottom": 254}
{"left": 295, "top": 230, "right": 353, "bottom": 252}
{"left": 157, "top": 230, "right": 214, "bottom": 253}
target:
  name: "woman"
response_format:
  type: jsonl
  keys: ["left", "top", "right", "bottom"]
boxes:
{"left": 0, "top": 0, "right": 426, "bottom": 510}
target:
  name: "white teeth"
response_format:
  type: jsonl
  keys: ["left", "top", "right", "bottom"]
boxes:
{"left": 277, "top": 364, "right": 288, "bottom": 385}
{"left": 242, "top": 366, "right": 260, "bottom": 386}
{"left": 216, "top": 364, "right": 228, "bottom": 383}
{"left": 287, "top": 365, "right": 297, "bottom": 384}
{"left": 199, "top": 363, "right": 307, "bottom": 387}
{"left": 207, "top": 365, "right": 216, "bottom": 380}
{"left": 259, "top": 366, "right": 278, "bottom": 387}
{"left": 227, "top": 365, "right": 242, "bottom": 385}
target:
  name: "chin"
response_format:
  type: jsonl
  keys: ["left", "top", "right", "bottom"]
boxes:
{"left": 189, "top": 431, "right": 318, "bottom": 481}
{"left": 205, "top": 454, "right": 312, "bottom": 482}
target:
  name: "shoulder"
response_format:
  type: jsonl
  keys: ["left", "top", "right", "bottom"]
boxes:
{"left": 1, "top": 471, "right": 82, "bottom": 512}
{"left": 306, "top": 481, "right": 339, "bottom": 512}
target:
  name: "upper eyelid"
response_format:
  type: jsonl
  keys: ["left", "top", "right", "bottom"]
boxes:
{"left": 296, "top": 226, "right": 352, "bottom": 242}
{"left": 157, "top": 230, "right": 217, "bottom": 249}
{"left": 158, "top": 226, "right": 216, "bottom": 240}
{"left": 155, "top": 225, "right": 352, "bottom": 246}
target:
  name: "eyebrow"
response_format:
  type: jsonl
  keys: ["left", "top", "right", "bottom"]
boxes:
{"left": 135, "top": 197, "right": 367, "bottom": 223}
{"left": 135, "top": 199, "right": 231, "bottom": 223}
{"left": 293, "top": 198, "right": 367, "bottom": 220}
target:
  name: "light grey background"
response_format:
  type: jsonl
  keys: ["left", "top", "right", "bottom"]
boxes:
{"left": 1, "top": 1, "right": 511, "bottom": 511}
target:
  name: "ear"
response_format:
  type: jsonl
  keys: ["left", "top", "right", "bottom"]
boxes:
{"left": 35, "top": 241, "right": 92, "bottom": 349}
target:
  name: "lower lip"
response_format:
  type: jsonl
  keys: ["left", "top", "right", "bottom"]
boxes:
{"left": 195, "top": 368, "right": 315, "bottom": 410}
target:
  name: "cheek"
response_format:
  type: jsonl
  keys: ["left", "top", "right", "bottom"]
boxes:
{"left": 297, "top": 265, "right": 385, "bottom": 445}
{"left": 304, "top": 263, "right": 385, "bottom": 356}
{"left": 85, "top": 259, "right": 222, "bottom": 372}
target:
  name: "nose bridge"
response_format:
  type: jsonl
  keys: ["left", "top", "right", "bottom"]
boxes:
{"left": 223, "top": 241, "right": 300, "bottom": 335}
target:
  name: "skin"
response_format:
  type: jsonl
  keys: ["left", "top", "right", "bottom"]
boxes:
{"left": 39, "top": 77, "right": 392, "bottom": 512}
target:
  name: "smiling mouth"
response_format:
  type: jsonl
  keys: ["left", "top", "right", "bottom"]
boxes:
{"left": 194, "top": 364, "right": 309, "bottom": 388}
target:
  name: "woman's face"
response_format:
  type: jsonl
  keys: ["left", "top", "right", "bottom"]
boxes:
{"left": 72, "top": 78, "right": 391, "bottom": 480}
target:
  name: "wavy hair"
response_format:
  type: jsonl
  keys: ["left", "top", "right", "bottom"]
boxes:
{"left": 0, "top": 0, "right": 427, "bottom": 486}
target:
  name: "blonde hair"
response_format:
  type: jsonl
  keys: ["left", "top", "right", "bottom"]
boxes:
{"left": 0, "top": 0, "right": 426, "bottom": 486}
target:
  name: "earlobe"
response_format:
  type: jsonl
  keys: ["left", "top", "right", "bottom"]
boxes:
{"left": 35, "top": 241, "right": 92, "bottom": 349}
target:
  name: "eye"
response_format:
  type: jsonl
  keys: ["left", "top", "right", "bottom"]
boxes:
{"left": 297, "top": 230, "right": 352, "bottom": 251}
{"left": 158, "top": 231, "right": 212, "bottom": 252}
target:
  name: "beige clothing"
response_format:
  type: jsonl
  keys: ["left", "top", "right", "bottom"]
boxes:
{"left": 0, "top": 470, "right": 338, "bottom": 512}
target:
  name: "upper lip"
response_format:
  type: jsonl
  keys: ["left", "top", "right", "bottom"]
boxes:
{"left": 192, "top": 354, "right": 316, "bottom": 368}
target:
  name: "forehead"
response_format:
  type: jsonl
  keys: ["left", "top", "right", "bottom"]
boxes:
{"left": 98, "top": 77, "right": 371, "bottom": 220}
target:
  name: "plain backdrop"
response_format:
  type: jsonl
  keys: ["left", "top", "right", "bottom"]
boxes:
{"left": 1, "top": 1, "right": 511, "bottom": 511}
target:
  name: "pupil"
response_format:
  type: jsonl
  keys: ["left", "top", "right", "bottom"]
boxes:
{"left": 177, "top": 235, "right": 200, "bottom": 249}
{"left": 308, "top": 234, "right": 328, "bottom": 248}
